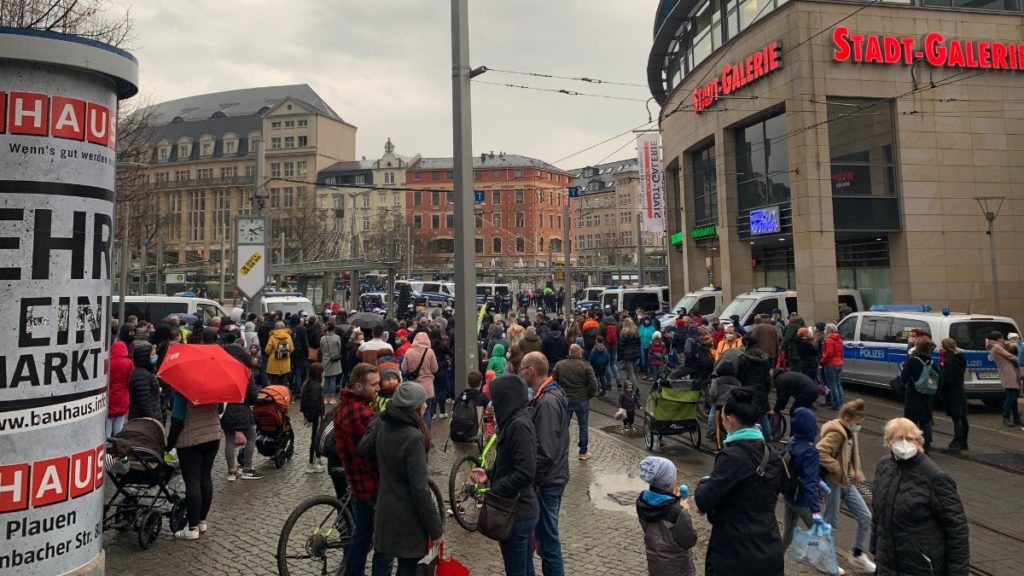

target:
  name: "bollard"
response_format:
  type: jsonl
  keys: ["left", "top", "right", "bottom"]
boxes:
{"left": 0, "top": 27, "right": 137, "bottom": 576}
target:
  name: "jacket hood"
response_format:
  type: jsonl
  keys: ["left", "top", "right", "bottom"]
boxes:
{"left": 944, "top": 349, "right": 966, "bottom": 368}
{"left": 524, "top": 332, "right": 540, "bottom": 342}
{"left": 789, "top": 407, "right": 817, "bottom": 441}
{"left": 112, "top": 340, "right": 129, "bottom": 361}
{"left": 827, "top": 332, "right": 842, "bottom": 342}
{"left": 381, "top": 401, "right": 422, "bottom": 427}
{"left": 131, "top": 341, "right": 153, "bottom": 368}
{"left": 490, "top": 374, "right": 529, "bottom": 427}
{"left": 151, "top": 323, "right": 172, "bottom": 345}
{"left": 492, "top": 343, "right": 506, "bottom": 358}
{"left": 271, "top": 327, "right": 291, "bottom": 338}
{"left": 593, "top": 343, "right": 607, "bottom": 353}
{"left": 118, "top": 323, "right": 136, "bottom": 342}
{"left": 412, "top": 331, "right": 432, "bottom": 349}
{"left": 636, "top": 489, "right": 679, "bottom": 523}
{"left": 548, "top": 330, "right": 564, "bottom": 340}
{"left": 490, "top": 325, "right": 505, "bottom": 338}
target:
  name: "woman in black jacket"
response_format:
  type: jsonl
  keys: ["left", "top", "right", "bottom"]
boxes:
{"left": 128, "top": 341, "right": 162, "bottom": 421}
{"left": 940, "top": 338, "right": 969, "bottom": 452}
{"left": 471, "top": 375, "right": 538, "bottom": 576}
{"left": 430, "top": 328, "right": 454, "bottom": 418}
{"left": 871, "top": 417, "right": 969, "bottom": 576}
{"left": 694, "top": 388, "right": 785, "bottom": 576}
{"left": 359, "top": 382, "right": 443, "bottom": 576}
{"left": 221, "top": 344, "right": 264, "bottom": 480}
{"left": 618, "top": 318, "right": 642, "bottom": 388}
{"left": 900, "top": 336, "right": 936, "bottom": 453}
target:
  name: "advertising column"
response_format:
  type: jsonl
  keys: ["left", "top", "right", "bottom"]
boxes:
{"left": 0, "top": 29, "right": 138, "bottom": 576}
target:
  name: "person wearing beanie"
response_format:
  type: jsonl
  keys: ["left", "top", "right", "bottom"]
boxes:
{"left": 372, "top": 357, "right": 402, "bottom": 413}
{"left": 394, "top": 329, "right": 411, "bottom": 361}
{"left": 359, "top": 380, "right": 442, "bottom": 576}
{"left": 635, "top": 456, "right": 697, "bottom": 576}
{"left": 648, "top": 331, "right": 669, "bottom": 379}
{"left": 781, "top": 408, "right": 826, "bottom": 551}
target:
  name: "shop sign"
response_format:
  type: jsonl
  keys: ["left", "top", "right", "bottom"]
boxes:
{"left": 833, "top": 25, "right": 1024, "bottom": 70}
{"left": 669, "top": 231, "right": 684, "bottom": 245}
{"left": 750, "top": 206, "right": 781, "bottom": 235}
{"left": 692, "top": 42, "right": 782, "bottom": 113}
{"left": 636, "top": 133, "right": 665, "bottom": 233}
{"left": 690, "top": 224, "right": 717, "bottom": 240}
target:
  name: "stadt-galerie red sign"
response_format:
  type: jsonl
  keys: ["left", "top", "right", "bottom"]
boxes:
{"left": 832, "top": 25, "right": 1024, "bottom": 70}
{"left": 691, "top": 42, "right": 782, "bottom": 113}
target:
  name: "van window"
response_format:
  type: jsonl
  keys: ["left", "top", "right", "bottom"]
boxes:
{"left": 837, "top": 315, "right": 857, "bottom": 341}
{"left": 838, "top": 295, "right": 858, "bottom": 312}
{"left": 624, "top": 292, "right": 660, "bottom": 313}
{"left": 750, "top": 298, "right": 778, "bottom": 319}
{"left": 494, "top": 285, "right": 510, "bottom": 296}
{"left": 950, "top": 321, "right": 1017, "bottom": 351}
{"left": 476, "top": 286, "right": 491, "bottom": 297}
{"left": 602, "top": 294, "right": 618, "bottom": 309}
{"left": 887, "top": 317, "right": 931, "bottom": 343}
{"left": 784, "top": 297, "right": 797, "bottom": 314}
{"left": 661, "top": 288, "right": 670, "bottom": 305}
{"left": 147, "top": 302, "right": 188, "bottom": 323}
{"left": 693, "top": 296, "right": 716, "bottom": 316}
{"left": 423, "top": 283, "right": 439, "bottom": 293}
{"left": 859, "top": 316, "right": 890, "bottom": 343}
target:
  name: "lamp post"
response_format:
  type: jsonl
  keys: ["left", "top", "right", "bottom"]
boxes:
{"left": 976, "top": 196, "right": 1005, "bottom": 315}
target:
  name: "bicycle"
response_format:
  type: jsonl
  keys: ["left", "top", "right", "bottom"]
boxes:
{"left": 448, "top": 430, "right": 498, "bottom": 532}
{"left": 277, "top": 479, "right": 445, "bottom": 576}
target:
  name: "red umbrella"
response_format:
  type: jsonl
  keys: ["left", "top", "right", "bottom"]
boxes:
{"left": 157, "top": 344, "right": 250, "bottom": 405}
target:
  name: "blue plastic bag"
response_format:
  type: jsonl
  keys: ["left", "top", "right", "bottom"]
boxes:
{"left": 790, "top": 523, "right": 840, "bottom": 575}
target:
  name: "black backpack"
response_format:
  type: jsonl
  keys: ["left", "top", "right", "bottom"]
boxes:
{"left": 449, "top": 390, "right": 480, "bottom": 442}
{"left": 761, "top": 443, "right": 799, "bottom": 499}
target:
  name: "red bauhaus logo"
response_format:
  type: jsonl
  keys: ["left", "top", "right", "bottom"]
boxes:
{"left": 0, "top": 91, "right": 114, "bottom": 149}
{"left": 0, "top": 445, "right": 105, "bottom": 513}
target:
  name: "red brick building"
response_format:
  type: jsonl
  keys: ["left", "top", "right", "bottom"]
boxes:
{"left": 405, "top": 153, "right": 574, "bottom": 276}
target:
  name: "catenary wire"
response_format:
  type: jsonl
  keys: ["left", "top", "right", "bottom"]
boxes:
{"left": 471, "top": 79, "right": 651, "bottom": 102}
{"left": 484, "top": 67, "right": 649, "bottom": 89}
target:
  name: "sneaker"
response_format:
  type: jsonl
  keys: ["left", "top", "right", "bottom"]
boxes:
{"left": 198, "top": 520, "right": 208, "bottom": 534}
{"left": 305, "top": 464, "right": 318, "bottom": 474}
{"left": 174, "top": 527, "right": 199, "bottom": 540}
{"left": 578, "top": 452, "right": 590, "bottom": 461}
{"left": 313, "top": 463, "right": 324, "bottom": 473}
{"left": 849, "top": 554, "right": 876, "bottom": 573}
{"left": 226, "top": 471, "right": 237, "bottom": 482}
{"left": 837, "top": 568, "right": 846, "bottom": 576}
{"left": 437, "top": 413, "right": 449, "bottom": 420}
{"left": 239, "top": 469, "right": 263, "bottom": 480}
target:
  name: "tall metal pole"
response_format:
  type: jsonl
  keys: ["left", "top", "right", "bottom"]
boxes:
{"left": 140, "top": 237, "right": 148, "bottom": 295}
{"left": 350, "top": 194, "right": 358, "bottom": 260}
{"left": 156, "top": 228, "right": 164, "bottom": 295}
{"left": 117, "top": 201, "right": 130, "bottom": 321}
{"left": 251, "top": 139, "right": 265, "bottom": 316}
{"left": 220, "top": 222, "right": 227, "bottom": 302}
{"left": 562, "top": 201, "right": 571, "bottom": 321}
{"left": 406, "top": 224, "right": 413, "bottom": 279}
{"left": 987, "top": 215, "right": 1000, "bottom": 315}
{"left": 452, "top": 0, "right": 477, "bottom": 396}
{"left": 636, "top": 210, "right": 645, "bottom": 285}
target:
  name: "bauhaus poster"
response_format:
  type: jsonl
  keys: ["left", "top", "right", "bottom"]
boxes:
{"left": 636, "top": 133, "right": 665, "bottom": 233}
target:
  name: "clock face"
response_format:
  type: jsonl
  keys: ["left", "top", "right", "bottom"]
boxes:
{"left": 238, "top": 218, "right": 265, "bottom": 244}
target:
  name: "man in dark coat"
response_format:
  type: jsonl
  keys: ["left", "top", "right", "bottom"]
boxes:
{"left": 128, "top": 342, "right": 162, "bottom": 421}
{"left": 541, "top": 320, "right": 569, "bottom": 371}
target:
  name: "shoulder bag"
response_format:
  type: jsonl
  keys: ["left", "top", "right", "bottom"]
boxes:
{"left": 477, "top": 491, "right": 518, "bottom": 542}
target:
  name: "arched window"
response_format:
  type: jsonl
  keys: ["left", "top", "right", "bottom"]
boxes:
{"left": 223, "top": 132, "right": 239, "bottom": 155}
{"left": 176, "top": 137, "right": 192, "bottom": 160}
{"left": 199, "top": 135, "right": 214, "bottom": 157}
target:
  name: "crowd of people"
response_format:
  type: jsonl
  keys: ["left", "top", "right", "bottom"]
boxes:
{"left": 102, "top": 294, "right": 992, "bottom": 575}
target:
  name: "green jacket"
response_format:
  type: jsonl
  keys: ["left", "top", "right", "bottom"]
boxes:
{"left": 552, "top": 357, "right": 598, "bottom": 402}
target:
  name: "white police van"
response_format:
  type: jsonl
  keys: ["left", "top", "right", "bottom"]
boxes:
{"left": 719, "top": 286, "right": 864, "bottom": 327}
{"left": 113, "top": 295, "right": 227, "bottom": 324}
{"left": 660, "top": 286, "right": 724, "bottom": 328}
{"left": 575, "top": 286, "right": 608, "bottom": 311}
{"left": 261, "top": 292, "right": 315, "bottom": 318}
{"left": 835, "top": 307, "right": 1019, "bottom": 405}
{"left": 476, "top": 283, "right": 511, "bottom": 305}
{"left": 599, "top": 285, "right": 670, "bottom": 314}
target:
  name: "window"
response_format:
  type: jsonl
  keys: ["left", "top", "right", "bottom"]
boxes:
{"left": 827, "top": 98, "right": 897, "bottom": 198}
{"left": 516, "top": 237, "right": 525, "bottom": 252}
{"left": 296, "top": 187, "right": 306, "bottom": 207}
{"left": 735, "top": 112, "right": 789, "bottom": 211}
{"left": 271, "top": 163, "right": 281, "bottom": 178}
{"left": 271, "top": 137, "right": 281, "bottom": 149}
{"left": 175, "top": 170, "right": 189, "bottom": 182}
{"left": 362, "top": 195, "right": 370, "bottom": 208}
{"left": 285, "top": 120, "right": 295, "bottom": 128}
{"left": 156, "top": 172, "right": 169, "bottom": 184}
{"left": 249, "top": 137, "right": 260, "bottom": 154}
{"left": 214, "top": 191, "right": 231, "bottom": 240}
{"left": 158, "top": 146, "right": 170, "bottom": 161}
{"left": 167, "top": 192, "right": 182, "bottom": 241}
{"left": 493, "top": 190, "right": 501, "bottom": 203}
{"left": 516, "top": 212, "right": 524, "bottom": 227}
{"left": 197, "top": 168, "right": 213, "bottom": 181}
{"left": 446, "top": 171, "right": 454, "bottom": 180}
{"left": 355, "top": 175, "right": 367, "bottom": 185}
{"left": 447, "top": 191, "right": 453, "bottom": 204}
{"left": 298, "top": 119, "right": 308, "bottom": 128}
{"left": 475, "top": 238, "right": 483, "bottom": 253}
{"left": 220, "top": 167, "right": 237, "bottom": 179}
{"left": 414, "top": 172, "right": 422, "bottom": 181}
{"left": 284, "top": 136, "right": 295, "bottom": 148}
{"left": 492, "top": 170, "right": 501, "bottom": 178}
{"left": 362, "top": 217, "right": 369, "bottom": 232}
{"left": 283, "top": 187, "right": 294, "bottom": 208}
{"left": 549, "top": 215, "right": 554, "bottom": 228}
{"left": 474, "top": 170, "right": 482, "bottom": 180}
{"left": 297, "top": 136, "right": 307, "bottom": 147}
{"left": 837, "top": 316, "right": 857, "bottom": 342}
{"left": 515, "top": 189, "right": 524, "bottom": 203}
{"left": 475, "top": 214, "right": 483, "bottom": 228}
{"left": 270, "top": 188, "right": 280, "bottom": 208}
{"left": 200, "top": 141, "right": 213, "bottom": 157}
{"left": 414, "top": 191, "right": 422, "bottom": 206}
{"left": 188, "top": 190, "right": 206, "bottom": 242}
{"left": 297, "top": 161, "right": 307, "bottom": 177}
{"left": 493, "top": 212, "right": 502, "bottom": 228}
{"left": 432, "top": 191, "right": 440, "bottom": 205}
{"left": 514, "top": 169, "right": 523, "bottom": 178}
{"left": 858, "top": 316, "right": 891, "bottom": 343}
{"left": 272, "top": 121, "right": 281, "bottom": 130}
{"left": 384, "top": 172, "right": 395, "bottom": 185}
{"left": 446, "top": 214, "right": 454, "bottom": 228}
{"left": 284, "top": 162, "right": 295, "bottom": 177}
{"left": 539, "top": 237, "right": 544, "bottom": 252}
{"left": 493, "top": 238, "right": 502, "bottom": 253}
{"left": 414, "top": 214, "right": 422, "bottom": 229}
{"left": 431, "top": 171, "right": 441, "bottom": 181}
{"left": 432, "top": 214, "right": 440, "bottom": 229}
{"left": 178, "top": 142, "right": 191, "bottom": 158}
{"left": 692, "top": 142, "right": 718, "bottom": 226}
{"left": 246, "top": 165, "right": 255, "bottom": 177}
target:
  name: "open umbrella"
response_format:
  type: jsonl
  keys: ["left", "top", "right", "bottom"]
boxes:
{"left": 157, "top": 343, "right": 250, "bottom": 405}
{"left": 349, "top": 311, "right": 385, "bottom": 331}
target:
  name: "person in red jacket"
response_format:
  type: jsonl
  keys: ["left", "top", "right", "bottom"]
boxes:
{"left": 107, "top": 340, "right": 133, "bottom": 438}
{"left": 820, "top": 323, "right": 845, "bottom": 410}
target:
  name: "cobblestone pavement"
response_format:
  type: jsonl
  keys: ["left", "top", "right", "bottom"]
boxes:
{"left": 106, "top": 402, "right": 826, "bottom": 575}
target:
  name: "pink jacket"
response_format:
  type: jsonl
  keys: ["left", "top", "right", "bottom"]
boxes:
{"left": 401, "top": 332, "right": 439, "bottom": 397}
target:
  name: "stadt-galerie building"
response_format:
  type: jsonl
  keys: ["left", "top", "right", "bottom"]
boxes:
{"left": 650, "top": 0, "right": 1024, "bottom": 323}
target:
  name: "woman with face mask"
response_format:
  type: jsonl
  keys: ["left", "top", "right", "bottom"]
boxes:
{"left": 816, "top": 399, "right": 876, "bottom": 573}
{"left": 871, "top": 418, "right": 969, "bottom": 576}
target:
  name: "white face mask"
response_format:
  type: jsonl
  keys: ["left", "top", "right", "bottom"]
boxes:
{"left": 891, "top": 439, "right": 918, "bottom": 460}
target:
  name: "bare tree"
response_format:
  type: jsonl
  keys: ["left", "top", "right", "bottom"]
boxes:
{"left": 0, "top": 0, "right": 134, "bottom": 47}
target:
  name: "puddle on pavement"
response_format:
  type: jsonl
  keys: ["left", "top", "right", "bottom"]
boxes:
{"left": 588, "top": 473, "right": 647, "bottom": 515}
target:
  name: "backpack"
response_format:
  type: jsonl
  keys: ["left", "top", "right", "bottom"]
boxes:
{"left": 449, "top": 390, "right": 480, "bottom": 442}
{"left": 604, "top": 323, "right": 617, "bottom": 346}
{"left": 759, "top": 443, "right": 799, "bottom": 499}
{"left": 687, "top": 338, "right": 711, "bottom": 370}
{"left": 275, "top": 336, "right": 290, "bottom": 359}
{"left": 912, "top": 356, "right": 940, "bottom": 395}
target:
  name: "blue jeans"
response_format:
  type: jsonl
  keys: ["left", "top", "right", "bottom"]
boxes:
{"left": 707, "top": 405, "right": 720, "bottom": 437}
{"left": 597, "top": 365, "right": 612, "bottom": 391}
{"left": 323, "top": 375, "right": 339, "bottom": 396}
{"left": 607, "top": 347, "right": 621, "bottom": 380}
{"left": 759, "top": 413, "right": 773, "bottom": 443}
{"left": 825, "top": 482, "right": 871, "bottom": 552}
{"left": 639, "top": 347, "right": 648, "bottom": 373}
{"left": 291, "top": 363, "right": 309, "bottom": 396}
{"left": 1004, "top": 388, "right": 1021, "bottom": 422}
{"left": 566, "top": 400, "right": 590, "bottom": 454}
{"left": 435, "top": 370, "right": 450, "bottom": 415}
{"left": 105, "top": 415, "right": 126, "bottom": 439}
{"left": 424, "top": 398, "right": 435, "bottom": 428}
{"left": 500, "top": 515, "right": 539, "bottom": 576}
{"left": 824, "top": 365, "right": 844, "bottom": 408}
{"left": 535, "top": 484, "right": 565, "bottom": 576}
{"left": 345, "top": 498, "right": 394, "bottom": 576}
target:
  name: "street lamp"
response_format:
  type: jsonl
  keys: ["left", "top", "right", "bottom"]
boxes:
{"left": 976, "top": 196, "right": 1005, "bottom": 315}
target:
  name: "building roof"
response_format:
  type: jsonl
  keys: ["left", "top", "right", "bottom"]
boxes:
{"left": 148, "top": 84, "right": 346, "bottom": 125}
{"left": 570, "top": 158, "right": 639, "bottom": 193}
{"left": 319, "top": 159, "right": 375, "bottom": 174}
{"left": 148, "top": 115, "right": 262, "bottom": 161}
{"left": 409, "top": 153, "right": 566, "bottom": 174}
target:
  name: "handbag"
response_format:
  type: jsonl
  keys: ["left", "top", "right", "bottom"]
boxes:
{"left": 477, "top": 491, "right": 518, "bottom": 541}
{"left": 308, "top": 347, "right": 319, "bottom": 362}
{"left": 416, "top": 541, "right": 440, "bottom": 576}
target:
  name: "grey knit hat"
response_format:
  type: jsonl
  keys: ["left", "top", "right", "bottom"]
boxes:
{"left": 391, "top": 381, "right": 427, "bottom": 410}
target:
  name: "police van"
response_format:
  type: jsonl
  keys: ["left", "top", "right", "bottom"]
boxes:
{"left": 719, "top": 286, "right": 864, "bottom": 327}
{"left": 113, "top": 295, "right": 227, "bottom": 325}
{"left": 261, "top": 293, "right": 315, "bottom": 318}
{"left": 835, "top": 308, "right": 1019, "bottom": 405}
{"left": 575, "top": 286, "right": 608, "bottom": 311}
{"left": 599, "top": 285, "right": 670, "bottom": 314}
{"left": 476, "top": 283, "right": 511, "bottom": 305}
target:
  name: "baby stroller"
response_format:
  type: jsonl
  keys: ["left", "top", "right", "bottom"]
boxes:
{"left": 103, "top": 418, "right": 186, "bottom": 550}
{"left": 253, "top": 384, "right": 295, "bottom": 468}
{"left": 642, "top": 376, "right": 703, "bottom": 451}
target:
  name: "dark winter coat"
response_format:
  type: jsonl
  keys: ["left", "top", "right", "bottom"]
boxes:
{"left": 708, "top": 375, "right": 742, "bottom": 406}
{"left": 220, "top": 344, "right": 259, "bottom": 432}
{"left": 901, "top": 351, "right": 934, "bottom": 423}
{"left": 780, "top": 319, "right": 805, "bottom": 359}
{"left": 541, "top": 330, "right": 569, "bottom": 369}
{"left": 695, "top": 437, "right": 785, "bottom": 576}
{"left": 784, "top": 408, "right": 822, "bottom": 514}
{"left": 530, "top": 380, "right": 569, "bottom": 486}
{"left": 796, "top": 339, "right": 820, "bottom": 373}
{"left": 618, "top": 331, "right": 642, "bottom": 362}
{"left": 871, "top": 452, "right": 970, "bottom": 576}
{"left": 489, "top": 375, "right": 539, "bottom": 520}
{"left": 940, "top": 350, "right": 968, "bottom": 419}
{"left": 519, "top": 332, "right": 543, "bottom": 355}
{"left": 552, "top": 357, "right": 598, "bottom": 402}
{"left": 367, "top": 404, "right": 444, "bottom": 559}
{"left": 736, "top": 348, "right": 771, "bottom": 396}
{"left": 128, "top": 342, "right": 162, "bottom": 420}
{"left": 636, "top": 488, "right": 698, "bottom": 576}
{"left": 773, "top": 371, "right": 818, "bottom": 414}
{"left": 300, "top": 379, "right": 325, "bottom": 423}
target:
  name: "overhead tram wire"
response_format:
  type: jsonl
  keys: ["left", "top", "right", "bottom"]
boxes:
{"left": 471, "top": 79, "right": 651, "bottom": 102}
{"left": 552, "top": 119, "right": 657, "bottom": 166}
{"left": 484, "top": 67, "right": 650, "bottom": 89}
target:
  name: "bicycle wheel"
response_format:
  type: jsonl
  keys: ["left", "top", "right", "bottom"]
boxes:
{"left": 277, "top": 495, "right": 354, "bottom": 576}
{"left": 448, "top": 454, "right": 483, "bottom": 531}
{"left": 427, "top": 478, "right": 445, "bottom": 529}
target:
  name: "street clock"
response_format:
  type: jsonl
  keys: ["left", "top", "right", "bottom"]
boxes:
{"left": 237, "top": 217, "right": 265, "bottom": 244}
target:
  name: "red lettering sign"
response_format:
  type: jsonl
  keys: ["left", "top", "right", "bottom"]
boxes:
{"left": 69, "top": 448, "right": 96, "bottom": 499}
{"left": 0, "top": 463, "right": 30, "bottom": 513}
{"left": 0, "top": 91, "right": 6, "bottom": 134}
{"left": 86, "top": 102, "right": 110, "bottom": 147}
{"left": 833, "top": 26, "right": 1024, "bottom": 71}
{"left": 692, "top": 42, "right": 782, "bottom": 113}
{"left": 31, "top": 456, "right": 69, "bottom": 508}
{"left": 0, "top": 444, "right": 105, "bottom": 511}
{"left": 8, "top": 91, "right": 49, "bottom": 136}
{"left": 51, "top": 96, "right": 87, "bottom": 141}
{"left": 94, "top": 445, "right": 105, "bottom": 490}
{"left": 0, "top": 91, "right": 115, "bottom": 148}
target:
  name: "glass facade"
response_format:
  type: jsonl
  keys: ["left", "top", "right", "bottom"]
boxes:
{"left": 691, "top": 143, "right": 718, "bottom": 227}
{"left": 735, "top": 112, "right": 789, "bottom": 212}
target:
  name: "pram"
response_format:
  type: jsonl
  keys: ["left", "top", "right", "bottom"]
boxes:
{"left": 252, "top": 385, "right": 295, "bottom": 468}
{"left": 102, "top": 418, "right": 186, "bottom": 549}
{"left": 642, "top": 375, "right": 704, "bottom": 451}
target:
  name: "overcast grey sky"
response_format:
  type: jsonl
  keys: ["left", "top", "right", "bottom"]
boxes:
{"left": 116, "top": 0, "right": 659, "bottom": 170}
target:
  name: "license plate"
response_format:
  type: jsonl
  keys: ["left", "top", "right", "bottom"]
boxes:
{"left": 975, "top": 371, "right": 999, "bottom": 380}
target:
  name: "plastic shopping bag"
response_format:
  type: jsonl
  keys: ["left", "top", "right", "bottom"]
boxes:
{"left": 614, "top": 407, "right": 627, "bottom": 421}
{"left": 437, "top": 541, "right": 471, "bottom": 576}
{"left": 790, "top": 523, "right": 840, "bottom": 575}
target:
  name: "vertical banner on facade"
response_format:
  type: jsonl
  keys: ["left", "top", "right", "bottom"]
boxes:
{"left": 0, "top": 29, "right": 137, "bottom": 576}
{"left": 636, "top": 133, "right": 665, "bottom": 233}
